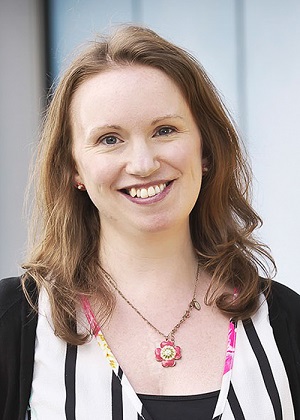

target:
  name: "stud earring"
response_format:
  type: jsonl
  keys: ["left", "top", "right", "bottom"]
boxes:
{"left": 202, "top": 165, "right": 208, "bottom": 174}
{"left": 76, "top": 183, "right": 86, "bottom": 191}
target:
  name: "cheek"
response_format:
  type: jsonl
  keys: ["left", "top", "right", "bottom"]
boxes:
{"left": 175, "top": 143, "right": 202, "bottom": 177}
{"left": 78, "top": 156, "right": 114, "bottom": 187}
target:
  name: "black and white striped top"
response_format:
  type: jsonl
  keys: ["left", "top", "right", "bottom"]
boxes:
{"left": 29, "top": 288, "right": 295, "bottom": 419}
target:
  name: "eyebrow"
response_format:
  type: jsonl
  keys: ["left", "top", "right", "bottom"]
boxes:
{"left": 87, "top": 124, "right": 122, "bottom": 139}
{"left": 150, "top": 114, "right": 184, "bottom": 126}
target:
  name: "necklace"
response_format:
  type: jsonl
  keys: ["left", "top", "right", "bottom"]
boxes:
{"left": 102, "top": 265, "right": 201, "bottom": 368}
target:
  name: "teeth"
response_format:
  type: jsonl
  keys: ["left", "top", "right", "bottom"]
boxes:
{"left": 140, "top": 188, "right": 148, "bottom": 198}
{"left": 129, "top": 187, "right": 136, "bottom": 197}
{"left": 127, "top": 183, "right": 167, "bottom": 199}
{"left": 148, "top": 186, "right": 156, "bottom": 197}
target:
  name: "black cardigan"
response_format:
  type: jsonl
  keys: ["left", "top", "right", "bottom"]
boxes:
{"left": 0, "top": 277, "right": 300, "bottom": 420}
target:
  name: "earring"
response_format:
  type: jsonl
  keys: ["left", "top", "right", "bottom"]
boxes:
{"left": 76, "top": 183, "right": 86, "bottom": 191}
{"left": 202, "top": 165, "right": 208, "bottom": 174}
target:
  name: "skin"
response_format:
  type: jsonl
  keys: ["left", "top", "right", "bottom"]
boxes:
{"left": 71, "top": 65, "right": 229, "bottom": 395}
{"left": 71, "top": 65, "right": 204, "bottom": 238}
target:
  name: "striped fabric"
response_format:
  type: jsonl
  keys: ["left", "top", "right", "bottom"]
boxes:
{"left": 29, "top": 289, "right": 295, "bottom": 419}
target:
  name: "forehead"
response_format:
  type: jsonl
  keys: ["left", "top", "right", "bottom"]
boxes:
{"left": 73, "top": 64, "right": 179, "bottom": 94}
{"left": 71, "top": 65, "right": 187, "bottom": 112}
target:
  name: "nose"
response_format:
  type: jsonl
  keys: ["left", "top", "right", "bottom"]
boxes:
{"left": 125, "top": 140, "right": 160, "bottom": 177}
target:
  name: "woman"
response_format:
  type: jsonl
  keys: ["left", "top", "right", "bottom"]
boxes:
{"left": 0, "top": 25, "right": 299, "bottom": 420}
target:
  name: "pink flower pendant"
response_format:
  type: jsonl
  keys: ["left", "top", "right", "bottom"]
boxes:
{"left": 155, "top": 340, "right": 182, "bottom": 367}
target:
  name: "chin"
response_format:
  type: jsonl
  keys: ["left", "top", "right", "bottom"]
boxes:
{"left": 132, "top": 214, "right": 187, "bottom": 235}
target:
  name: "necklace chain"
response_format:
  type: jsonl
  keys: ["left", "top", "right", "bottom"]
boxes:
{"left": 102, "top": 264, "right": 201, "bottom": 341}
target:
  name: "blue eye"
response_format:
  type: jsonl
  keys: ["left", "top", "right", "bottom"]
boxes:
{"left": 100, "top": 135, "right": 119, "bottom": 145}
{"left": 155, "top": 126, "right": 175, "bottom": 136}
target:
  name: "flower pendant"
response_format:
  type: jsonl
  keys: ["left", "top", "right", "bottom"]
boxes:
{"left": 155, "top": 340, "right": 182, "bottom": 367}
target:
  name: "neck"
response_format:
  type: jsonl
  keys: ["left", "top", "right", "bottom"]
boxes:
{"left": 99, "top": 223, "right": 199, "bottom": 293}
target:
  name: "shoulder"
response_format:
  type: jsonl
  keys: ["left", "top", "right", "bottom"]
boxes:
{"left": 0, "top": 276, "right": 23, "bottom": 319}
{"left": 261, "top": 279, "right": 300, "bottom": 412}
{"left": 0, "top": 275, "right": 38, "bottom": 324}
{"left": 262, "top": 278, "right": 300, "bottom": 337}
{"left": 0, "top": 276, "right": 38, "bottom": 418}
{"left": 266, "top": 279, "right": 300, "bottom": 324}
{"left": 270, "top": 279, "right": 300, "bottom": 300}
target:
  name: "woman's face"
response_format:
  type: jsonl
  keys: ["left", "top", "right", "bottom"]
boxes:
{"left": 71, "top": 65, "right": 205, "bottom": 236}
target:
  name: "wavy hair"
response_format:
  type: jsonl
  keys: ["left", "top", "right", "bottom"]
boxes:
{"left": 23, "top": 25, "right": 275, "bottom": 345}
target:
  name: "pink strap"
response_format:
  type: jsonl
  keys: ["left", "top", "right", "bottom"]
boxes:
{"left": 81, "top": 296, "right": 101, "bottom": 336}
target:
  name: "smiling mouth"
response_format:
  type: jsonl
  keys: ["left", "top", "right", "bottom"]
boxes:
{"left": 121, "top": 182, "right": 172, "bottom": 199}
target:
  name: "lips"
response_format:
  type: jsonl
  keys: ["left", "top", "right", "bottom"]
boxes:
{"left": 121, "top": 181, "right": 171, "bottom": 199}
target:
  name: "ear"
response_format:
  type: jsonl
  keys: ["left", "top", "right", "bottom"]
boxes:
{"left": 201, "top": 157, "right": 209, "bottom": 174}
{"left": 74, "top": 172, "right": 82, "bottom": 185}
{"left": 73, "top": 171, "right": 86, "bottom": 191}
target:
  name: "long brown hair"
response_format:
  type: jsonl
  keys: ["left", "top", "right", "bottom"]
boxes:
{"left": 23, "top": 25, "right": 275, "bottom": 345}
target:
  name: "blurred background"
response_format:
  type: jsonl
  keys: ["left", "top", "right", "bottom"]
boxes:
{"left": 0, "top": 0, "right": 299, "bottom": 292}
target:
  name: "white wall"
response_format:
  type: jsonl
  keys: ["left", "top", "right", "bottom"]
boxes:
{"left": 0, "top": 0, "right": 44, "bottom": 278}
{"left": 49, "top": 0, "right": 133, "bottom": 78}
{"left": 1, "top": 0, "right": 299, "bottom": 292}
{"left": 245, "top": 0, "right": 300, "bottom": 291}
